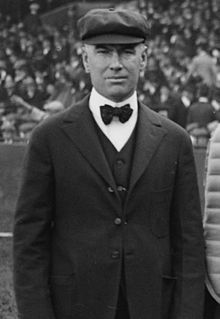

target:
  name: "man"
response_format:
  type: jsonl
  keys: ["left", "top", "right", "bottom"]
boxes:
{"left": 23, "top": 0, "right": 42, "bottom": 36}
{"left": 13, "top": 8, "right": 205, "bottom": 319}
{"left": 155, "top": 84, "right": 187, "bottom": 128}
{"left": 186, "top": 83, "right": 216, "bottom": 147}
{"left": 184, "top": 43, "right": 217, "bottom": 88}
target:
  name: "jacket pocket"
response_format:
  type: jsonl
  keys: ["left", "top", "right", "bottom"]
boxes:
{"left": 50, "top": 274, "right": 76, "bottom": 318}
{"left": 150, "top": 188, "right": 172, "bottom": 238}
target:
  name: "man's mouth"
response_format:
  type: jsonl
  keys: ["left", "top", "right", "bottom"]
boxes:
{"left": 107, "top": 77, "right": 127, "bottom": 82}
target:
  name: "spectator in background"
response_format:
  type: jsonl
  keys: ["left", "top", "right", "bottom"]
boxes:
{"left": 211, "top": 87, "right": 220, "bottom": 122}
{"left": 155, "top": 84, "right": 188, "bottom": 128}
{"left": 0, "top": 0, "right": 219, "bottom": 142}
{"left": 52, "top": 29, "right": 70, "bottom": 63}
{"left": 145, "top": 55, "right": 167, "bottom": 89}
{"left": 186, "top": 83, "right": 216, "bottom": 147}
{"left": 0, "top": 117, "right": 16, "bottom": 143}
{"left": 181, "top": 85, "right": 195, "bottom": 109}
{"left": 17, "top": 75, "right": 47, "bottom": 110}
{"left": 185, "top": 43, "right": 217, "bottom": 88}
{"left": 23, "top": 0, "right": 42, "bottom": 36}
{"left": 0, "top": 59, "right": 8, "bottom": 84}
{"left": 0, "top": 59, "right": 9, "bottom": 109}
{"left": 46, "top": 66, "right": 75, "bottom": 108}
{"left": 41, "top": 36, "right": 54, "bottom": 68}
{"left": 10, "top": 94, "right": 64, "bottom": 141}
{"left": 1, "top": 74, "right": 17, "bottom": 115}
{"left": 13, "top": 59, "right": 34, "bottom": 95}
{"left": 138, "top": 55, "right": 167, "bottom": 109}
{"left": 0, "top": 74, "right": 19, "bottom": 142}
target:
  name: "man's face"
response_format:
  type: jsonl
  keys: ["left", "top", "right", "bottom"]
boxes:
{"left": 82, "top": 43, "right": 147, "bottom": 102}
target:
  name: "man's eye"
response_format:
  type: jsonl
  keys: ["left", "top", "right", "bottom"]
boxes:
{"left": 96, "top": 49, "right": 109, "bottom": 54}
{"left": 123, "top": 49, "right": 135, "bottom": 54}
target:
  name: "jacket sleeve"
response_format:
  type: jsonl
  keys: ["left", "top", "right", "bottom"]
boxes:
{"left": 13, "top": 124, "right": 55, "bottom": 319}
{"left": 170, "top": 132, "right": 205, "bottom": 319}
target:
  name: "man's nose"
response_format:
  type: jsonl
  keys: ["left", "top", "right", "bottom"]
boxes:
{"left": 109, "top": 52, "right": 123, "bottom": 70}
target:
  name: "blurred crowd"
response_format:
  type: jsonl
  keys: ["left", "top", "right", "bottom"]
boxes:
{"left": 0, "top": 0, "right": 220, "bottom": 146}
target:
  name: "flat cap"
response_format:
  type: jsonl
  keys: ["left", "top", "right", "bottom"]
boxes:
{"left": 77, "top": 8, "right": 150, "bottom": 44}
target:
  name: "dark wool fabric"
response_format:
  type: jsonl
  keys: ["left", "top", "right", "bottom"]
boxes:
{"left": 95, "top": 123, "right": 136, "bottom": 204}
{"left": 95, "top": 122, "right": 137, "bottom": 319}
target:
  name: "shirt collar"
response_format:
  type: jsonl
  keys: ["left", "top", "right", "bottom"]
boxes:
{"left": 89, "top": 87, "right": 138, "bottom": 116}
{"left": 199, "top": 97, "right": 209, "bottom": 103}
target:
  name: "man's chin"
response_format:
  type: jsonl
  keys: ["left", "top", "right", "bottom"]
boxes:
{"left": 106, "top": 88, "right": 131, "bottom": 102}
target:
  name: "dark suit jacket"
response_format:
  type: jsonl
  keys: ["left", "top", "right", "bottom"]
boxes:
{"left": 13, "top": 95, "right": 205, "bottom": 319}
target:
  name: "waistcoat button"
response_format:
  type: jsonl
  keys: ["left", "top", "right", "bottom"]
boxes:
{"left": 117, "top": 186, "right": 127, "bottom": 192}
{"left": 111, "top": 250, "right": 120, "bottom": 259}
{"left": 107, "top": 186, "right": 114, "bottom": 193}
{"left": 114, "top": 218, "right": 122, "bottom": 225}
{"left": 116, "top": 159, "right": 124, "bottom": 166}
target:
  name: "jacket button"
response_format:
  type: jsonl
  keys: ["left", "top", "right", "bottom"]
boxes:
{"left": 114, "top": 218, "right": 122, "bottom": 225}
{"left": 111, "top": 250, "right": 120, "bottom": 259}
{"left": 116, "top": 159, "right": 124, "bottom": 167}
{"left": 107, "top": 186, "right": 114, "bottom": 193}
{"left": 117, "top": 186, "right": 127, "bottom": 192}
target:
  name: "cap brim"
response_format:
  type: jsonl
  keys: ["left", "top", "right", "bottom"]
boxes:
{"left": 83, "top": 34, "right": 145, "bottom": 44}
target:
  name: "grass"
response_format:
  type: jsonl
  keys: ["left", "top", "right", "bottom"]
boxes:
{"left": 0, "top": 238, "right": 17, "bottom": 319}
{"left": 0, "top": 144, "right": 25, "bottom": 319}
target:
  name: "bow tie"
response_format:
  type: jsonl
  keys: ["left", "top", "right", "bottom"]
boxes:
{"left": 100, "top": 104, "right": 133, "bottom": 125}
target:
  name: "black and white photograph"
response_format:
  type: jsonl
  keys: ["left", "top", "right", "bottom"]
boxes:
{"left": 0, "top": 0, "right": 220, "bottom": 318}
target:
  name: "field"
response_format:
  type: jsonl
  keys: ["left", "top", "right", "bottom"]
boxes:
{"left": 0, "top": 144, "right": 25, "bottom": 319}
{"left": 0, "top": 238, "right": 17, "bottom": 319}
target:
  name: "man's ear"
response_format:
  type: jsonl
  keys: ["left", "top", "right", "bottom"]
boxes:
{"left": 140, "top": 49, "right": 147, "bottom": 71}
{"left": 138, "top": 43, "right": 147, "bottom": 71}
{"left": 81, "top": 46, "right": 90, "bottom": 74}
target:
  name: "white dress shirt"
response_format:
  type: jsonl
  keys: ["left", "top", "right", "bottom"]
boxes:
{"left": 89, "top": 88, "right": 138, "bottom": 151}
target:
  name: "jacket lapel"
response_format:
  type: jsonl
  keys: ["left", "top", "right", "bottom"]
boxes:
{"left": 60, "top": 97, "right": 167, "bottom": 199}
{"left": 60, "top": 96, "right": 119, "bottom": 195}
{"left": 129, "top": 102, "right": 167, "bottom": 193}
